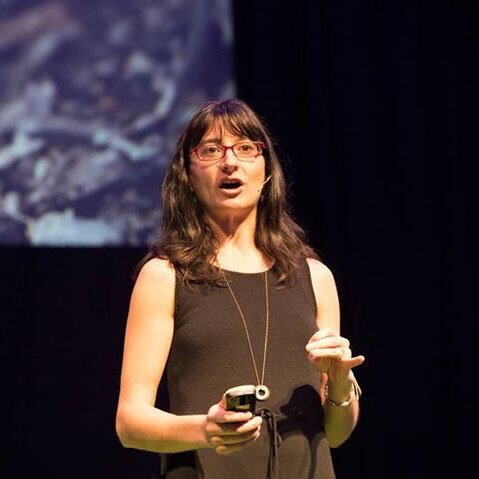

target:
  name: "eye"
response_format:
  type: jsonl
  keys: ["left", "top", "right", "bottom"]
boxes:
{"left": 199, "top": 144, "right": 222, "bottom": 156}
{"left": 236, "top": 142, "right": 256, "bottom": 152}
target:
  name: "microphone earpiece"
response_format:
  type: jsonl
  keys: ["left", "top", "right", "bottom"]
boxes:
{"left": 256, "top": 175, "right": 272, "bottom": 193}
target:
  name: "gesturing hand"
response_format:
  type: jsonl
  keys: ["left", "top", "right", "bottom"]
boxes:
{"left": 204, "top": 397, "right": 262, "bottom": 455}
{"left": 306, "top": 328, "right": 365, "bottom": 384}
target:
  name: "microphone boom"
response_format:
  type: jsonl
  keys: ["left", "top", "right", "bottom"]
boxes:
{"left": 256, "top": 175, "right": 271, "bottom": 193}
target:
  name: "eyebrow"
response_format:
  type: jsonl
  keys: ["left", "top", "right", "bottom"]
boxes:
{"left": 201, "top": 137, "right": 222, "bottom": 144}
{"left": 201, "top": 136, "right": 249, "bottom": 144}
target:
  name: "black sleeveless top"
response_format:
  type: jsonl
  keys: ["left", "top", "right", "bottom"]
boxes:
{"left": 164, "top": 259, "right": 335, "bottom": 478}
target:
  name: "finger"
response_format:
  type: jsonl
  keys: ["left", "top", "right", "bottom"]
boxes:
{"left": 210, "top": 429, "right": 260, "bottom": 446}
{"left": 308, "top": 347, "right": 347, "bottom": 359}
{"left": 235, "top": 416, "right": 262, "bottom": 434}
{"left": 311, "top": 355, "right": 365, "bottom": 374}
{"left": 306, "top": 337, "right": 350, "bottom": 351}
{"left": 220, "top": 411, "right": 254, "bottom": 423}
{"left": 209, "top": 404, "right": 253, "bottom": 424}
{"left": 217, "top": 397, "right": 255, "bottom": 423}
{"left": 207, "top": 420, "right": 255, "bottom": 437}
{"left": 214, "top": 430, "right": 261, "bottom": 455}
{"left": 308, "top": 328, "right": 337, "bottom": 342}
{"left": 218, "top": 416, "right": 262, "bottom": 436}
{"left": 342, "top": 355, "right": 365, "bottom": 368}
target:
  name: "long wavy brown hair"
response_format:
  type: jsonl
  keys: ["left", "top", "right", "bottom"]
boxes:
{"left": 137, "top": 99, "right": 318, "bottom": 287}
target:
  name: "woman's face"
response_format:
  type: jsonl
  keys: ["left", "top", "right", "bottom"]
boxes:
{"left": 188, "top": 124, "right": 266, "bottom": 220}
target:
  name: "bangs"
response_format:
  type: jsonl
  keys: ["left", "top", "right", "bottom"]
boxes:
{"left": 211, "top": 109, "right": 265, "bottom": 143}
{"left": 185, "top": 100, "right": 267, "bottom": 150}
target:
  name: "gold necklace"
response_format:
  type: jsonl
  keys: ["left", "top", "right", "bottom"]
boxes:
{"left": 222, "top": 270, "right": 271, "bottom": 401}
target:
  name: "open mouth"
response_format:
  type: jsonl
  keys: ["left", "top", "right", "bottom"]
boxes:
{"left": 219, "top": 179, "right": 244, "bottom": 190}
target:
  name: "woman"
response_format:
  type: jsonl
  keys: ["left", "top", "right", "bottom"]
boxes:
{"left": 115, "top": 99, "right": 365, "bottom": 478}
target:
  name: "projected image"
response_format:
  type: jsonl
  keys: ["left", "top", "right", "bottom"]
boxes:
{"left": 0, "top": 0, "right": 235, "bottom": 246}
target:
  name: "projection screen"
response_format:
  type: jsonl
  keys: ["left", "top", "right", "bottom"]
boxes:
{"left": 0, "top": 0, "right": 235, "bottom": 246}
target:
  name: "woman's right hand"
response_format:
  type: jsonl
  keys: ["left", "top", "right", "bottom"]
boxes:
{"left": 204, "top": 397, "right": 262, "bottom": 455}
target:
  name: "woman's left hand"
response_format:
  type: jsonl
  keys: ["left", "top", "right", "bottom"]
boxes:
{"left": 306, "top": 328, "right": 365, "bottom": 384}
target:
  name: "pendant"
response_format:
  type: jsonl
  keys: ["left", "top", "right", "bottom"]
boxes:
{"left": 255, "top": 385, "right": 270, "bottom": 401}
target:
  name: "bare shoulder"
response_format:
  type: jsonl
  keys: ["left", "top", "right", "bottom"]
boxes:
{"left": 136, "top": 257, "right": 176, "bottom": 286}
{"left": 306, "top": 257, "right": 336, "bottom": 286}
{"left": 130, "top": 257, "right": 176, "bottom": 317}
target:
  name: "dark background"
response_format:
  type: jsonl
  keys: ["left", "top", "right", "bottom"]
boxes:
{"left": 2, "top": 1, "right": 477, "bottom": 478}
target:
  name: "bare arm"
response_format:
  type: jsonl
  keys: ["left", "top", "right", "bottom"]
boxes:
{"left": 115, "top": 258, "right": 261, "bottom": 454}
{"left": 306, "top": 258, "right": 365, "bottom": 448}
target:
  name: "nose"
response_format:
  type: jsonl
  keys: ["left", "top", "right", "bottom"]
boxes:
{"left": 219, "top": 146, "right": 239, "bottom": 171}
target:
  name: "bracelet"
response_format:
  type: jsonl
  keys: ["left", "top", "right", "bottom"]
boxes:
{"left": 326, "top": 395, "right": 354, "bottom": 407}
{"left": 325, "top": 372, "right": 362, "bottom": 407}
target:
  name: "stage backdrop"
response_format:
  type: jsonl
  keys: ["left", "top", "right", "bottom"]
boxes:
{"left": 0, "top": 0, "right": 235, "bottom": 246}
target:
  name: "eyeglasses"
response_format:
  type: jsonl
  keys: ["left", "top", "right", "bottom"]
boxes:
{"left": 192, "top": 141, "right": 265, "bottom": 163}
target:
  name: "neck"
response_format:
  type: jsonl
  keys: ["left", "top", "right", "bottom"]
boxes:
{"left": 204, "top": 208, "right": 271, "bottom": 272}
{"left": 206, "top": 207, "right": 256, "bottom": 243}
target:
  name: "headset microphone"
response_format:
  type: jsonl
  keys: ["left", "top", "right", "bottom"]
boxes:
{"left": 256, "top": 175, "right": 272, "bottom": 193}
